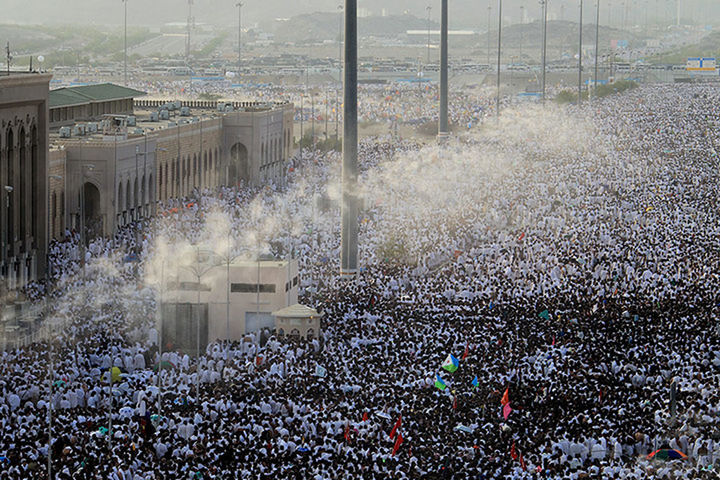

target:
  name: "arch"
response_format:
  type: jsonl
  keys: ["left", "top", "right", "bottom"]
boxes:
{"left": 290, "top": 328, "right": 300, "bottom": 339}
{"left": 141, "top": 174, "right": 147, "bottom": 215}
{"left": 6, "top": 127, "right": 15, "bottom": 255}
{"left": 148, "top": 173, "right": 154, "bottom": 211}
{"left": 18, "top": 127, "right": 26, "bottom": 246}
{"left": 125, "top": 178, "right": 132, "bottom": 212}
{"left": 82, "top": 182, "right": 102, "bottom": 239}
{"left": 117, "top": 181, "right": 124, "bottom": 220}
{"left": 31, "top": 126, "right": 38, "bottom": 242}
{"left": 229, "top": 143, "right": 249, "bottom": 185}
{"left": 158, "top": 163, "right": 164, "bottom": 200}
{"left": 203, "top": 151, "right": 208, "bottom": 189}
{"left": 133, "top": 176, "right": 139, "bottom": 217}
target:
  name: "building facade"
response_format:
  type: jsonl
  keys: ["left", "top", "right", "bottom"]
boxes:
{"left": 162, "top": 257, "right": 299, "bottom": 351}
{"left": 50, "top": 90, "right": 295, "bottom": 239}
{"left": 0, "top": 73, "right": 51, "bottom": 290}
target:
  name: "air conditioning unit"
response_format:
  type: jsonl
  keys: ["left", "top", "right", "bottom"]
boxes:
{"left": 149, "top": 112, "right": 159, "bottom": 122}
{"left": 87, "top": 122, "right": 99, "bottom": 133}
{"left": 180, "top": 106, "right": 191, "bottom": 117}
{"left": 127, "top": 116, "right": 137, "bottom": 126}
{"left": 59, "top": 127, "right": 71, "bottom": 138}
{"left": 72, "top": 124, "right": 86, "bottom": 136}
{"left": 159, "top": 110, "right": 170, "bottom": 120}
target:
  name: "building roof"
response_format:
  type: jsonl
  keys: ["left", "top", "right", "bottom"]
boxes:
{"left": 272, "top": 304, "right": 323, "bottom": 319}
{"left": 49, "top": 83, "right": 146, "bottom": 108}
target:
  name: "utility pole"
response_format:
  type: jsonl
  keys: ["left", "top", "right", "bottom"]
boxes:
{"left": 540, "top": 0, "right": 548, "bottom": 104}
{"left": 186, "top": 0, "right": 194, "bottom": 62}
{"left": 237, "top": 2, "right": 244, "bottom": 77}
{"left": 497, "top": 0, "right": 503, "bottom": 119}
{"left": 578, "top": 0, "right": 583, "bottom": 105}
{"left": 438, "top": 0, "right": 449, "bottom": 137}
{"left": 123, "top": 0, "right": 128, "bottom": 86}
{"left": 340, "top": 0, "right": 358, "bottom": 277}
{"left": 426, "top": 5, "right": 432, "bottom": 65}
{"left": 594, "top": 0, "right": 600, "bottom": 98}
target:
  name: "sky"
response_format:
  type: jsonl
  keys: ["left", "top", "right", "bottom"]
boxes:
{"left": 1, "top": 0, "right": 718, "bottom": 30}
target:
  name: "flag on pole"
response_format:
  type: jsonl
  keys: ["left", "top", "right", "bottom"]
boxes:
{"left": 503, "top": 403, "right": 512, "bottom": 420}
{"left": 391, "top": 432, "right": 404, "bottom": 457}
{"left": 510, "top": 441, "right": 518, "bottom": 460}
{"left": 362, "top": 412, "right": 369, "bottom": 422}
{"left": 471, "top": 375, "right": 479, "bottom": 390}
{"left": 501, "top": 387, "right": 510, "bottom": 406}
{"left": 344, "top": 422, "right": 351, "bottom": 443}
{"left": 435, "top": 374, "right": 447, "bottom": 390}
{"left": 452, "top": 395, "right": 457, "bottom": 410}
{"left": 539, "top": 309, "right": 550, "bottom": 320}
{"left": 519, "top": 451, "right": 527, "bottom": 471}
{"left": 442, "top": 354, "right": 460, "bottom": 373}
{"left": 389, "top": 415, "right": 402, "bottom": 440}
{"left": 462, "top": 344, "right": 469, "bottom": 360}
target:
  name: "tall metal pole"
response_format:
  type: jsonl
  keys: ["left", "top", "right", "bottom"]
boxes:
{"left": 340, "top": 0, "right": 358, "bottom": 277}
{"left": 123, "top": 0, "right": 128, "bottom": 86}
{"left": 520, "top": 5, "right": 525, "bottom": 59}
{"left": 578, "top": 0, "right": 583, "bottom": 105}
{"left": 426, "top": 6, "right": 432, "bottom": 65}
{"left": 337, "top": 5, "right": 343, "bottom": 141}
{"left": 487, "top": 5, "right": 492, "bottom": 66}
{"left": 594, "top": 0, "right": 600, "bottom": 98}
{"left": 237, "top": 3, "right": 243, "bottom": 76}
{"left": 496, "top": 0, "right": 503, "bottom": 119}
{"left": 541, "top": 0, "right": 548, "bottom": 104}
{"left": 438, "top": 0, "right": 449, "bottom": 137}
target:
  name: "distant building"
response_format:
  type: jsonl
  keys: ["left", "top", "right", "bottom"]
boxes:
{"left": 161, "top": 256, "right": 299, "bottom": 352}
{"left": 49, "top": 83, "right": 146, "bottom": 129}
{"left": 0, "top": 73, "right": 52, "bottom": 290}
{"left": 49, "top": 85, "right": 294, "bottom": 239}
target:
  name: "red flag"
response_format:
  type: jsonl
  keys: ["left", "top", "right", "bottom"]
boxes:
{"left": 391, "top": 432, "right": 404, "bottom": 457}
{"left": 452, "top": 395, "right": 457, "bottom": 410}
{"left": 510, "top": 441, "right": 518, "bottom": 460}
{"left": 462, "top": 344, "right": 469, "bottom": 360}
{"left": 503, "top": 403, "right": 512, "bottom": 420}
{"left": 501, "top": 388, "right": 510, "bottom": 406}
{"left": 551, "top": 335, "right": 556, "bottom": 346}
{"left": 389, "top": 415, "right": 402, "bottom": 440}
{"left": 344, "top": 422, "right": 350, "bottom": 443}
{"left": 518, "top": 232, "right": 526, "bottom": 242}
{"left": 519, "top": 452, "right": 527, "bottom": 471}
{"left": 362, "top": 412, "right": 369, "bottom": 422}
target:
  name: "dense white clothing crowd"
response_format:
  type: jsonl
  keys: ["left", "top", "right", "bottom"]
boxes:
{"left": 1, "top": 83, "right": 719, "bottom": 479}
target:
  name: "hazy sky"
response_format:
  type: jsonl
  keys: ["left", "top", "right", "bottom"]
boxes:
{"left": 2, "top": 0, "right": 718, "bottom": 29}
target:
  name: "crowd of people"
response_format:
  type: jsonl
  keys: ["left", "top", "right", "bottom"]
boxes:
{"left": 1, "top": 82, "right": 719, "bottom": 479}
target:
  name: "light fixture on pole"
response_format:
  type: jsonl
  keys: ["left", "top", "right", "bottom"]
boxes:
{"left": 539, "top": 0, "right": 548, "bottom": 104}
{"left": 578, "top": 0, "right": 583, "bottom": 105}
{"left": 496, "top": 0, "right": 503, "bottom": 119}
{"left": 236, "top": 2, "right": 244, "bottom": 77}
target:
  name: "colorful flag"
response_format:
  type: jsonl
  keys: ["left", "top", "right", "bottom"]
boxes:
{"left": 462, "top": 344, "right": 469, "bottom": 360}
{"left": 344, "top": 422, "right": 351, "bottom": 443}
{"left": 471, "top": 375, "right": 479, "bottom": 390}
{"left": 389, "top": 415, "right": 402, "bottom": 440}
{"left": 501, "top": 387, "right": 510, "bottom": 406}
{"left": 434, "top": 374, "right": 447, "bottom": 391}
{"left": 452, "top": 395, "right": 457, "bottom": 410}
{"left": 519, "top": 451, "right": 527, "bottom": 471}
{"left": 510, "top": 441, "right": 518, "bottom": 460}
{"left": 362, "top": 412, "right": 369, "bottom": 422}
{"left": 392, "top": 432, "right": 404, "bottom": 457}
{"left": 503, "top": 403, "right": 512, "bottom": 420}
{"left": 539, "top": 310, "right": 550, "bottom": 320}
{"left": 442, "top": 354, "right": 459, "bottom": 373}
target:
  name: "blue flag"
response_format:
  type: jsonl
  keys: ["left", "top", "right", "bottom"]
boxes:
{"left": 472, "top": 375, "right": 479, "bottom": 389}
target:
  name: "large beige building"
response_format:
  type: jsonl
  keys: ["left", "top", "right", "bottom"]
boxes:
{"left": 161, "top": 257, "right": 299, "bottom": 350}
{"left": 48, "top": 86, "right": 295, "bottom": 239}
{"left": 0, "top": 73, "right": 52, "bottom": 290}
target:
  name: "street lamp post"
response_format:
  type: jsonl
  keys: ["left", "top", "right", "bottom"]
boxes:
{"left": 578, "top": 0, "right": 583, "bottom": 105}
{"left": 540, "top": 0, "right": 548, "bottom": 104}
{"left": 123, "top": 0, "right": 128, "bottom": 86}
{"left": 426, "top": 5, "right": 432, "bottom": 65}
{"left": 496, "top": 0, "right": 503, "bottom": 119}
{"left": 236, "top": 2, "right": 244, "bottom": 76}
{"left": 2, "top": 185, "right": 13, "bottom": 279}
{"left": 594, "top": 0, "right": 600, "bottom": 98}
{"left": 337, "top": 4, "right": 343, "bottom": 141}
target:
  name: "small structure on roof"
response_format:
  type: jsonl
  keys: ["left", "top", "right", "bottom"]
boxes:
{"left": 273, "top": 304, "right": 323, "bottom": 340}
